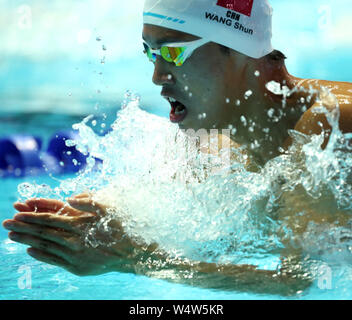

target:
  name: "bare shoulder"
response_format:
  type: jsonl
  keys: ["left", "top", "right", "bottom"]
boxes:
{"left": 292, "top": 79, "right": 352, "bottom": 148}
{"left": 278, "top": 80, "right": 352, "bottom": 235}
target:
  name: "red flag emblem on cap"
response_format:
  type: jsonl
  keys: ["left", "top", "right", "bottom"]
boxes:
{"left": 216, "top": 0, "right": 254, "bottom": 17}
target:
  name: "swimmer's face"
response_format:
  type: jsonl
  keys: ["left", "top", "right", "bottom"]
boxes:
{"left": 142, "top": 24, "right": 241, "bottom": 131}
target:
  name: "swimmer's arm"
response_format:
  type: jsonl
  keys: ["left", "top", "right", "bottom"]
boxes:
{"left": 285, "top": 101, "right": 352, "bottom": 149}
{"left": 281, "top": 101, "right": 352, "bottom": 232}
{"left": 133, "top": 251, "right": 311, "bottom": 296}
{"left": 3, "top": 197, "right": 311, "bottom": 296}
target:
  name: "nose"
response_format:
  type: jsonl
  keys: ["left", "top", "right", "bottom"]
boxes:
{"left": 152, "top": 57, "right": 175, "bottom": 86}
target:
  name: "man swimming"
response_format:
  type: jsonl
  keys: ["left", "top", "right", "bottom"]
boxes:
{"left": 3, "top": 0, "right": 352, "bottom": 295}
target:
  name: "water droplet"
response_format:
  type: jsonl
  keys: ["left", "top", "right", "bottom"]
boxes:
{"left": 250, "top": 140, "right": 260, "bottom": 149}
{"left": 267, "top": 108, "right": 275, "bottom": 118}
{"left": 240, "top": 115, "right": 247, "bottom": 126}
{"left": 18, "top": 183, "right": 36, "bottom": 198}
{"left": 266, "top": 81, "right": 282, "bottom": 95}
{"left": 244, "top": 90, "right": 253, "bottom": 100}
{"left": 65, "top": 140, "right": 76, "bottom": 147}
{"left": 39, "top": 184, "right": 52, "bottom": 197}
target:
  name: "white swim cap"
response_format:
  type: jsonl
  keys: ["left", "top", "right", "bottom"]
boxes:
{"left": 143, "top": 0, "right": 273, "bottom": 59}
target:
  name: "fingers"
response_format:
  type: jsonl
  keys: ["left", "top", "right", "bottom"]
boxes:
{"left": 14, "top": 198, "right": 88, "bottom": 217}
{"left": 14, "top": 193, "right": 96, "bottom": 216}
{"left": 14, "top": 202, "right": 32, "bottom": 212}
{"left": 67, "top": 197, "right": 107, "bottom": 216}
{"left": 9, "top": 232, "right": 73, "bottom": 264}
{"left": 11, "top": 212, "right": 93, "bottom": 233}
{"left": 27, "top": 247, "right": 71, "bottom": 269}
{"left": 25, "top": 198, "right": 65, "bottom": 213}
{"left": 3, "top": 219, "right": 80, "bottom": 250}
{"left": 56, "top": 203, "right": 87, "bottom": 217}
{"left": 72, "top": 193, "right": 92, "bottom": 199}
{"left": 14, "top": 198, "right": 66, "bottom": 213}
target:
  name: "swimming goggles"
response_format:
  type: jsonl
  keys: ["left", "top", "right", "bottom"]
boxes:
{"left": 143, "top": 38, "right": 208, "bottom": 67}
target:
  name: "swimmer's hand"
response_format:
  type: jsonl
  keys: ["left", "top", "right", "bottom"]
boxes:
{"left": 2, "top": 195, "right": 143, "bottom": 276}
{"left": 3, "top": 195, "right": 311, "bottom": 295}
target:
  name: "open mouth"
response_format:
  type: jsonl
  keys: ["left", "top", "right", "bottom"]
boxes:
{"left": 166, "top": 97, "right": 188, "bottom": 123}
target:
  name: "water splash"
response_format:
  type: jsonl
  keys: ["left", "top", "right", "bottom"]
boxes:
{"left": 17, "top": 89, "right": 352, "bottom": 271}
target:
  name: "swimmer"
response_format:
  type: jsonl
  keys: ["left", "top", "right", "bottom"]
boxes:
{"left": 3, "top": 0, "right": 352, "bottom": 295}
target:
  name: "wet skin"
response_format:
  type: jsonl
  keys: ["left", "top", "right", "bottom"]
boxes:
{"left": 2, "top": 25, "right": 352, "bottom": 295}
{"left": 143, "top": 24, "right": 352, "bottom": 166}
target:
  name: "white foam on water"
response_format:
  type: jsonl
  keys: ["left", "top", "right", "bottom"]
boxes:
{"left": 18, "top": 90, "right": 352, "bottom": 273}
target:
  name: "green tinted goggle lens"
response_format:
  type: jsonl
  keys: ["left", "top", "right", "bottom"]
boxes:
{"left": 143, "top": 42, "right": 186, "bottom": 66}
